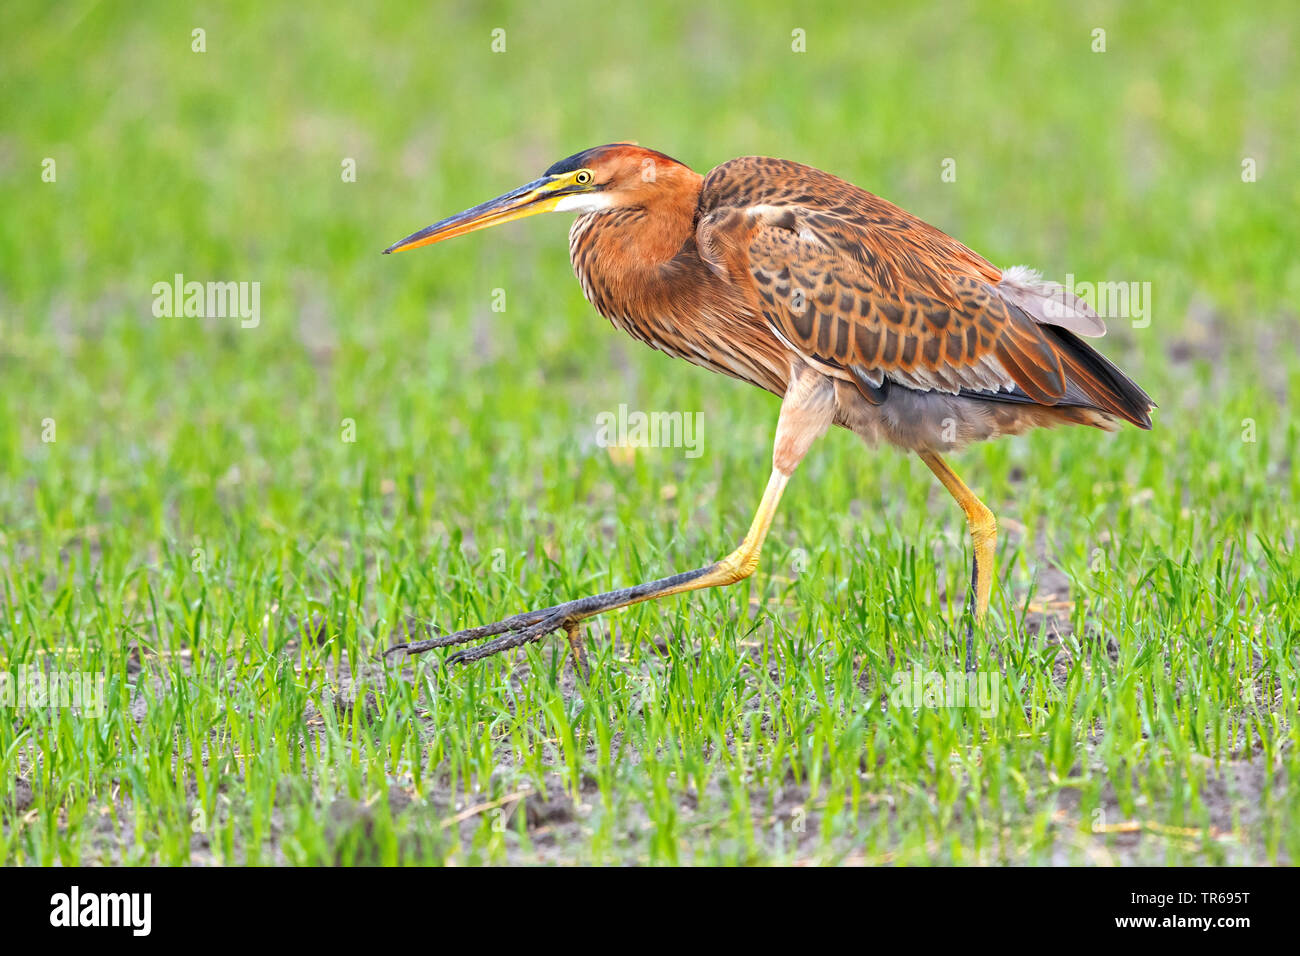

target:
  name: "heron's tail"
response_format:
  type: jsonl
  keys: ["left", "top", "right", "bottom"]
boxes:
{"left": 1045, "top": 327, "right": 1154, "bottom": 429}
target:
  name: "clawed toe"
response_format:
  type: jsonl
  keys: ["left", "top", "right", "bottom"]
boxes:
{"left": 384, "top": 607, "right": 557, "bottom": 660}
{"left": 443, "top": 612, "right": 570, "bottom": 666}
{"left": 383, "top": 556, "right": 732, "bottom": 677}
{"left": 386, "top": 607, "right": 577, "bottom": 669}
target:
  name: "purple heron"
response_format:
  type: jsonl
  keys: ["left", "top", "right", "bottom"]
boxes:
{"left": 383, "top": 144, "right": 1153, "bottom": 673}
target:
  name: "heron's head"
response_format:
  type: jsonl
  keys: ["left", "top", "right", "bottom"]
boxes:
{"left": 384, "top": 143, "right": 694, "bottom": 254}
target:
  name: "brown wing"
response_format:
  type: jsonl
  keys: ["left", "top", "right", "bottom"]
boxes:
{"left": 696, "top": 156, "right": 1118, "bottom": 411}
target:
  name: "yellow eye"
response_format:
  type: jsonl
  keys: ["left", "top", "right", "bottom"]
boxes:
{"left": 575, "top": 170, "right": 593, "bottom": 186}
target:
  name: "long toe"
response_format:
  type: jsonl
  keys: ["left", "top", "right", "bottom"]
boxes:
{"left": 444, "top": 613, "right": 570, "bottom": 666}
{"left": 387, "top": 606, "right": 565, "bottom": 657}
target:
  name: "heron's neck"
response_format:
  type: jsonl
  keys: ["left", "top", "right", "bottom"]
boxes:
{"left": 566, "top": 174, "right": 788, "bottom": 395}
{"left": 568, "top": 178, "right": 705, "bottom": 325}
{"left": 569, "top": 171, "right": 699, "bottom": 287}
{"left": 635, "top": 171, "right": 704, "bottom": 261}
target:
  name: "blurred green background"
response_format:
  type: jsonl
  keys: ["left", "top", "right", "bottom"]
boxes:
{"left": 0, "top": 0, "right": 1297, "bottom": 864}
{"left": 4, "top": 0, "right": 1295, "bottom": 559}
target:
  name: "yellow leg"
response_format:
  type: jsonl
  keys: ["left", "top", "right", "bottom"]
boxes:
{"left": 658, "top": 470, "right": 788, "bottom": 595}
{"left": 386, "top": 366, "right": 832, "bottom": 669}
{"left": 389, "top": 468, "right": 792, "bottom": 665}
{"left": 917, "top": 450, "right": 997, "bottom": 620}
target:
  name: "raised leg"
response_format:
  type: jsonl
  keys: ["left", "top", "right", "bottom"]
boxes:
{"left": 386, "top": 365, "right": 837, "bottom": 670}
{"left": 916, "top": 450, "right": 997, "bottom": 666}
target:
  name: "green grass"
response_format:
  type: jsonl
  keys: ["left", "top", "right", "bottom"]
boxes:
{"left": 1, "top": 0, "right": 1297, "bottom": 864}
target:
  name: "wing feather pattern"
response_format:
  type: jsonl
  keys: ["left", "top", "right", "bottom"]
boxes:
{"left": 697, "top": 157, "right": 1152, "bottom": 427}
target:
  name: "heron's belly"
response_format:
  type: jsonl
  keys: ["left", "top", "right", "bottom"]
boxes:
{"left": 831, "top": 378, "right": 1102, "bottom": 452}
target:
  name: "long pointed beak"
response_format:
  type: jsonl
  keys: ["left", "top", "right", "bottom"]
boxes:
{"left": 383, "top": 176, "right": 567, "bottom": 254}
